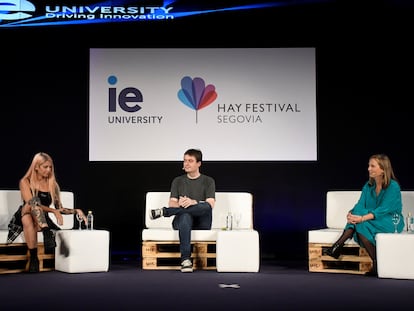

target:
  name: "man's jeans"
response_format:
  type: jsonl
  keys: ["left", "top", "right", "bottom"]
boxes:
{"left": 163, "top": 202, "right": 212, "bottom": 261}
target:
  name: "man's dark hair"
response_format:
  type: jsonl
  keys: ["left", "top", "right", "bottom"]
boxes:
{"left": 184, "top": 149, "right": 203, "bottom": 162}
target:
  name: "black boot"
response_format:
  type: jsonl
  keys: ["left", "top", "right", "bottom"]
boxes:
{"left": 357, "top": 233, "right": 377, "bottom": 277}
{"left": 28, "top": 248, "right": 39, "bottom": 273}
{"left": 365, "top": 259, "right": 378, "bottom": 277}
{"left": 323, "top": 243, "right": 342, "bottom": 259}
{"left": 43, "top": 228, "right": 56, "bottom": 254}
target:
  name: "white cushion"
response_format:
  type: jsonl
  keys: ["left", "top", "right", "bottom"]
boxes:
{"left": 55, "top": 229, "right": 109, "bottom": 273}
{"left": 376, "top": 232, "right": 414, "bottom": 279}
{"left": 142, "top": 228, "right": 221, "bottom": 241}
{"left": 0, "top": 190, "right": 22, "bottom": 229}
{"left": 326, "top": 191, "right": 361, "bottom": 229}
{"left": 216, "top": 230, "right": 260, "bottom": 272}
{"left": 308, "top": 228, "right": 357, "bottom": 244}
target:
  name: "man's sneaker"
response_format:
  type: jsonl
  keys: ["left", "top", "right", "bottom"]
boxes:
{"left": 150, "top": 208, "right": 163, "bottom": 220}
{"left": 181, "top": 259, "right": 193, "bottom": 273}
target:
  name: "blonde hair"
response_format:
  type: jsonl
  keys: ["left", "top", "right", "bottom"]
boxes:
{"left": 22, "top": 152, "right": 61, "bottom": 206}
{"left": 368, "top": 154, "right": 398, "bottom": 189}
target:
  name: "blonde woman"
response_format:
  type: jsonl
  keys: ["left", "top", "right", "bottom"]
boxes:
{"left": 323, "top": 154, "right": 403, "bottom": 276}
{"left": 8, "top": 152, "right": 87, "bottom": 272}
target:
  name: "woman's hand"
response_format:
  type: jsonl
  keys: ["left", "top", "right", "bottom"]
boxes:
{"left": 347, "top": 213, "right": 364, "bottom": 225}
{"left": 76, "top": 209, "right": 88, "bottom": 224}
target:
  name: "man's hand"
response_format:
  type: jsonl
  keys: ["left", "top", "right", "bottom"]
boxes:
{"left": 179, "top": 196, "right": 197, "bottom": 208}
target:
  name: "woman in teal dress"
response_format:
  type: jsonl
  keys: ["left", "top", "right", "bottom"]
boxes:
{"left": 323, "top": 154, "right": 404, "bottom": 275}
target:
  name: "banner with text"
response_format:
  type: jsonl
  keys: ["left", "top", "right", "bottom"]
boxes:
{"left": 89, "top": 48, "right": 316, "bottom": 161}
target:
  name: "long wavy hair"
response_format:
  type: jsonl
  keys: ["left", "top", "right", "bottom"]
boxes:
{"left": 21, "top": 152, "right": 61, "bottom": 206}
{"left": 368, "top": 154, "right": 398, "bottom": 189}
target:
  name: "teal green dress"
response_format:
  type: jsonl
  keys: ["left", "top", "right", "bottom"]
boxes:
{"left": 345, "top": 179, "right": 404, "bottom": 246}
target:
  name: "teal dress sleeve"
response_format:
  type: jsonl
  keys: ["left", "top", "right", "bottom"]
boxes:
{"left": 371, "top": 180, "right": 402, "bottom": 219}
{"left": 346, "top": 179, "right": 403, "bottom": 246}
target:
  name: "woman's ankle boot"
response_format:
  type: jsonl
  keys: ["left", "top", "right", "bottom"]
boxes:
{"left": 323, "top": 243, "right": 342, "bottom": 259}
{"left": 28, "top": 248, "right": 39, "bottom": 273}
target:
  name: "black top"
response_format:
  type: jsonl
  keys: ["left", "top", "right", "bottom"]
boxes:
{"left": 170, "top": 174, "right": 215, "bottom": 202}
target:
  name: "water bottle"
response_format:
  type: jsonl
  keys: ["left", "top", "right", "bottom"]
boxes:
{"left": 226, "top": 212, "right": 233, "bottom": 231}
{"left": 87, "top": 210, "right": 94, "bottom": 230}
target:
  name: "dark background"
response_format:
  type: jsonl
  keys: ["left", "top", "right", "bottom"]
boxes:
{"left": 1, "top": 1, "right": 413, "bottom": 262}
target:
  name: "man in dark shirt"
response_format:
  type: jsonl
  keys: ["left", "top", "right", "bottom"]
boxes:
{"left": 150, "top": 149, "right": 216, "bottom": 272}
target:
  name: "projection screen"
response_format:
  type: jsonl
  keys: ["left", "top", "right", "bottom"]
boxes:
{"left": 89, "top": 48, "right": 316, "bottom": 161}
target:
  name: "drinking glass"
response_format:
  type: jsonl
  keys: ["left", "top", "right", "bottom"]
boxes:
{"left": 234, "top": 213, "right": 242, "bottom": 229}
{"left": 76, "top": 213, "right": 84, "bottom": 230}
{"left": 392, "top": 213, "right": 400, "bottom": 233}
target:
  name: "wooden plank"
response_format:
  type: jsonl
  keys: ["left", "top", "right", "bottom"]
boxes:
{"left": 142, "top": 241, "right": 216, "bottom": 257}
{"left": 142, "top": 241, "right": 217, "bottom": 270}
{"left": 142, "top": 256, "right": 216, "bottom": 270}
{"left": 308, "top": 243, "right": 373, "bottom": 275}
{"left": 0, "top": 242, "right": 55, "bottom": 274}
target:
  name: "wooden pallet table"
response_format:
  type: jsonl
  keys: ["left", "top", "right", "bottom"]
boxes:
{"left": 309, "top": 243, "right": 373, "bottom": 275}
{"left": 142, "top": 241, "right": 216, "bottom": 270}
{"left": 0, "top": 243, "right": 54, "bottom": 274}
